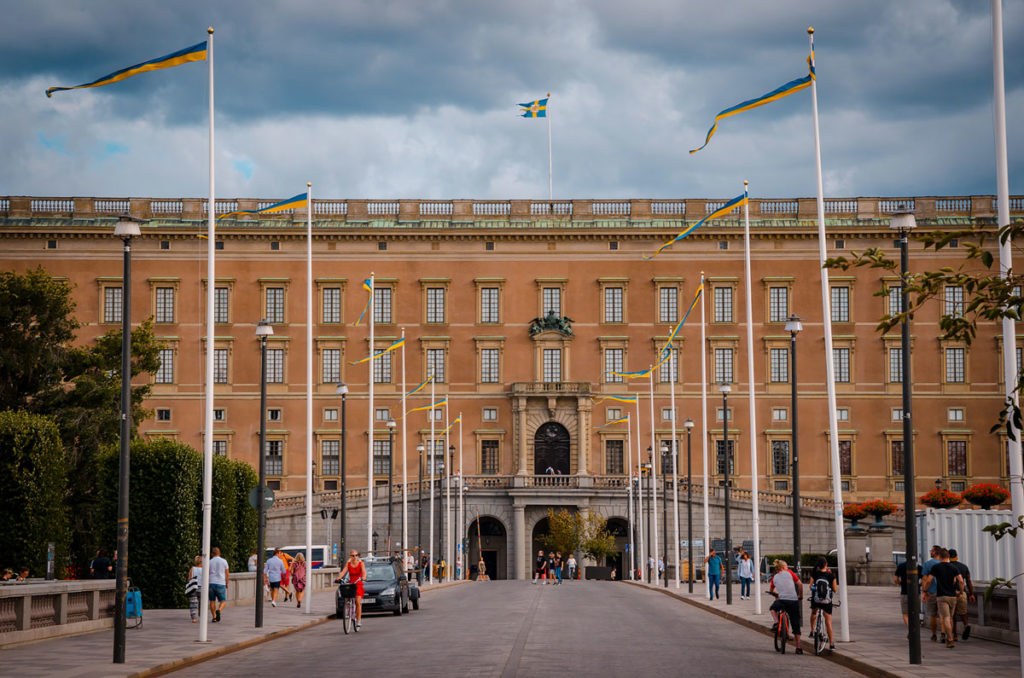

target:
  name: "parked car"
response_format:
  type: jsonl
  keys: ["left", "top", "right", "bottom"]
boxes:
{"left": 335, "top": 557, "right": 411, "bottom": 616}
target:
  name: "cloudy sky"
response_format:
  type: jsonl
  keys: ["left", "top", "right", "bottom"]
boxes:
{"left": 1, "top": 1, "right": 1021, "bottom": 200}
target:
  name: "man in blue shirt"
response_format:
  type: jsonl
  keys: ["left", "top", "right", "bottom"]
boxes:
{"left": 920, "top": 545, "right": 941, "bottom": 641}
{"left": 704, "top": 549, "right": 723, "bottom": 600}
{"left": 264, "top": 548, "right": 287, "bottom": 608}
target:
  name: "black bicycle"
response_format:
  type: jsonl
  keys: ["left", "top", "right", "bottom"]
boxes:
{"left": 768, "top": 591, "right": 792, "bottom": 654}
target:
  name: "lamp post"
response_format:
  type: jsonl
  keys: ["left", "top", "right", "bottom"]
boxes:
{"left": 785, "top": 314, "right": 803, "bottom": 581}
{"left": 892, "top": 211, "right": 921, "bottom": 664}
{"left": 255, "top": 319, "right": 273, "bottom": 628}
{"left": 684, "top": 418, "right": 695, "bottom": 593}
{"left": 336, "top": 383, "right": 349, "bottom": 559}
{"left": 112, "top": 214, "right": 140, "bottom": 663}
{"left": 373, "top": 531, "right": 379, "bottom": 553}
{"left": 631, "top": 476, "right": 640, "bottom": 580}
{"left": 720, "top": 381, "right": 733, "bottom": 605}
{"left": 416, "top": 443, "right": 424, "bottom": 580}
{"left": 447, "top": 444, "right": 455, "bottom": 582}
{"left": 661, "top": 441, "right": 669, "bottom": 587}
{"left": 646, "top": 447, "right": 653, "bottom": 583}
{"left": 386, "top": 418, "right": 396, "bottom": 552}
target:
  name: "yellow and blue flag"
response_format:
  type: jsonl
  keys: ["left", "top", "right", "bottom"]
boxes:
{"left": 593, "top": 415, "right": 630, "bottom": 430}
{"left": 659, "top": 284, "right": 703, "bottom": 357}
{"left": 353, "top": 278, "right": 374, "bottom": 326}
{"left": 46, "top": 41, "right": 207, "bottom": 98}
{"left": 349, "top": 337, "right": 405, "bottom": 366}
{"left": 441, "top": 415, "right": 462, "bottom": 435}
{"left": 405, "top": 397, "right": 448, "bottom": 417}
{"left": 218, "top": 193, "right": 308, "bottom": 221}
{"left": 594, "top": 394, "right": 639, "bottom": 405}
{"left": 644, "top": 194, "right": 747, "bottom": 260}
{"left": 519, "top": 96, "right": 549, "bottom": 118}
{"left": 406, "top": 375, "right": 434, "bottom": 398}
{"left": 689, "top": 54, "right": 815, "bottom": 154}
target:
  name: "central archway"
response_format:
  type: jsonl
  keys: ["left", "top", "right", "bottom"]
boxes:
{"left": 534, "top": 421, "right": 570, "bottom": 474}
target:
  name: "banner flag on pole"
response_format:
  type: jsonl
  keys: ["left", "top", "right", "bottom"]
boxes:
{"left": 46, "top": 41, "right": 207, "bottom": 97}
{"left": 353, "top": 278, "right": 373, "bottom": 326}
{"left": 593, "top": 394, "right": 639, "bottom": 405}
{"left": 406, "top": 375, "right": 434, "bottom": 397}
{"left": 348, "top": 337, "right": 406, "bottom": 365}
{"left": 644, "top": 194, "right": 747, "bottom": 260}
{"left": 440, "top": 415, "right": 462, "bottom": 435}
{"left": 592, "top": 415, "right": 630, "bottom": 430}
{"left": 519, "top": 96, "right": 549, "bottom": 118}
{"left": 404, "top": 397, "right": 448, "bottom": 417}
{"left": 658, "top": 283, "right": 704, "bottom": 359}
{"left": 688, "top": 53, "right": 815, "bottom": 154}
{"left": 217, "top": 193, "right": 308, "bottom": 221}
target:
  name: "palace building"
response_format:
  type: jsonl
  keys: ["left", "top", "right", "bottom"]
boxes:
{"left": 1, "top": 194, "right": 1020, "bottom": 575}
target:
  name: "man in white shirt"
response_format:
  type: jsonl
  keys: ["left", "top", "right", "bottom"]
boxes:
{"left": 769, "top": 559, "right": 804, "bottom": 653}
{"left": 208, "top": 547, "right": 230, "bottom": 622}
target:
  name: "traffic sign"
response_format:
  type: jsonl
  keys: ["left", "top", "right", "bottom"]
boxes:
{"left": 248, "top": 486, "right": 275, "bottom": 510}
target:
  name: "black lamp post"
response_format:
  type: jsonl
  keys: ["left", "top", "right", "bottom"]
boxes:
{"left": 113, "top": 214, "right": 140, "bottom": 664}
{"left": 661, "top": 441, "right": 669, "bottom": 587}
{"left": 448, "top": 444, "right": 455, "bottom": 581}
{"left": 387, "top": 418, "right": 396, "bottom": 552}
{"left": 336, "top": 382, "right": 349, "bottom": 560}
{"left": 417, "top": 442, "right": 424, "bottom": 579}
{"left": 373, "top": 531, "right": 379, "bottom": 553}
{"left": 684, "top": 417, "right": 695, "bottom": 593}
{"left": 255, "top": 319, "right": 273, "bottom": 628}
{"left": 785, "top": 314, "right": 803, "bottom": 581}
{"left": 892, "top": 211, "right": 921, "bottom": 665}
{"left": 646, "top": 447, "right": 653, "bottom": 583}
{"left": 632, "top": 476, "right": 640, "bottom": 580}
{"left": 720, "top": 381, "right": 733, "bottom": 605}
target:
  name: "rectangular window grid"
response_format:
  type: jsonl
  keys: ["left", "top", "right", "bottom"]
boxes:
{"left": 374, "top": 287, "right": 393, "bottom": 324}
{"left": 480, "top": 348, "right": 500, "bottom": 383}
{"left": 839, "top": 440, "right": 852, "bottom": 475}
{"left": 214, "top": 287, "right": 229, "bottom": 323}
{"left": 430, "top": 440, "right": 445, "bottom": 475}
{"left": 891, "top": 440, "right": 904, "bottom": 476}
{"left": 947, "top": 440, "right": 968, "bottom": 476}
{"left": 605, "top": 440, "right": 624, "bottom": 474}
{"left": 769, "top": 347, "right": 789, "bottom": 383}
{"left": 213, "top": 348, "right": 229, "bottom": 384}
{"left": 104, "top": 287, "right": 122, "bottom": 323}
{"left": 324, "top": 408, "right": 338, "bottom": 421}
{"left": 659, "top": 287, "right": 678, "bottom": 323}
{"left": 659, "top": 348, "right": 678, "bottom": 383}
{"left": 714, "top": 348, "right": 733, "bottom": 383}
{"left": 945, "top": 347, "right": 965, "bottom": 383}
{"left": 888, "top": 285, "right": 903, "bottom": 316}
{"left": 713, "top": 287, "right": 733, "bottom": 323}
{"left": 375, "top": 408, "right": 390, "bottom": 421}
{"left": 156, "top": 348, "right": 174, "bottom": 383}
{"left": 771, "top": 440, "right": 790, "bottom": 476}
{"left": 769, "top": 287, "right": 789, "bottom": 322}
{"left": 604, "top": 287, "right": 623, "bottom": 323}
{"left": 373, "top": 352, "right": 392, "bottom": 384}
{"left": 373, "top": 439, "right": 391, "bottom": 475}
{"left": 833, "top": 348, "right": 851, "bottom": 383}
{"left": 542, "top": 287, "right": 561, "bottom": 316}
{"left": 481, "top": 440, "right": 499, "bottom": 474}
{"left": 213, "top": 440, "right": 227, "bottom": 457}
{"left": 322, "top": 288, "right": 341, "bottom": 324}
{"left": 155, "top": 287, "right": 175, "bottom": 323}
{"left": 321, "top": 440, "right": 340, "bottom": 475}
{"left": 265, "top": 440, "right": 283, "bottom": 475}
{"left": 480, "top": 288, "right": 499, "bottom": 323}
{"left": 887, "top": 347, "right": 903, "bottom": 383}
{"left": 831, "top": 286, "right": 850, "bottom": 322}
{"left": 266, "top": 287, "right": 285, "bottom": 324}
{"left": 772, "top": 408, "right": 788, "bottom": 422}
{"left": 715, "top": 440, "right": 735, "bottom": 475}
{"left": 945, "top": 286, "right": 965, "bottom": 318}
{"left": 543, "top": 348, "right": 562, "bottom": 382}
{"left": 323, "top": 348, "right": 341, "bottom": 383}
{"left": 426, "top": 349, "right": 445, "bottom": 383}
{"left": 948, "top": 408, "right": 964, "bottom": 422}
{"left": 426, "top": 287, "right": 445, "bottom": 323}
{"left": 482, "top": 407, "right": 498, "bottom": 421}
{"left": 605, "top": 348, "right": 624, "bottom": 383}
{"left": 267, "top": 348, "right": 284, "bottom": 383}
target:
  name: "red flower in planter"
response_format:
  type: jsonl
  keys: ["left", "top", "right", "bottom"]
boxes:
{"left": 961, "top": 484, "right": 1010, "bottom": 508}
{"left": 919, "top": 488, "right": 962, "bottom": 509}
{"left": 843, "top": 503, "right": 868, "bottom": 520}
{"left": 859, "top": 499, "right": 898, "bottom": 516}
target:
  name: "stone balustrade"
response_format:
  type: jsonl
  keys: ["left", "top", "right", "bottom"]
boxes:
{"left": 0, "top": 579, "right": 115, "bottom": 646}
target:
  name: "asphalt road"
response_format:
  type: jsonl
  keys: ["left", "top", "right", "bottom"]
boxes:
{"left": 170, "top": 581, "right": 861, "bottom": 677}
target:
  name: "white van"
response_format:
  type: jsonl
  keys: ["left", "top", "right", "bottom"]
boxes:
{"left": 268, "top": 545, "right": 332, "bottom": 569}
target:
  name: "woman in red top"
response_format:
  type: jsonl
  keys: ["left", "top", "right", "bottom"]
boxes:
{"left": 338, "top": 550, "right": 367, "bottom": 626}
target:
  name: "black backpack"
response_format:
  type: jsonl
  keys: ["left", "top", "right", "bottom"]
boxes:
{"left": 813, "top": 573, "right": 833, "bottom": 603}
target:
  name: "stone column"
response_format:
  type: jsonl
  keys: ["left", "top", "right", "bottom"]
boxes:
{"left": 576, "top": 395, "right": 591, "bottom": 475}
{"left": 513, "top": 504, "right": 526, "bottom": 580}
{"left": 515, "top": 397, "right": 529, "bottom": 475}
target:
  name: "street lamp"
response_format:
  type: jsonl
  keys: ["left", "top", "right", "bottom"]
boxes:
{"left": 684, "top": 417, "right": 695, "bottom": 593}
{"left": 372, "top": 530, "right": 379, "bottom": 553}
{"left": 720, "top": 381, "right": 733, "bottom": 605}
{"left": 254, "top": 319, "right": 273, "bottom": 628}
{"left": 447, "top": 444, "right": 455, "bottom": 582}
{"left": 646, "top": 447, "right": 653, "bottom": 583}
{"left": 336, "top": 382, "right": 349, "bottom": 559}
{"left": 387, "top": 418, "right": 396, "bottom": 552}
{"left": 785, "top": 313, "right": 803, "bottom": 581}
{"left": 113, "top": 214, "right": 141, "bottom": 663}
{"left": 891, "top": 210, "right": 921, "bottom": 665}
{"left": 661, "top": 441, "right": 670, "bottom": 588}
{"left": 416, "top": 443, "right": 424, "bottom": 581}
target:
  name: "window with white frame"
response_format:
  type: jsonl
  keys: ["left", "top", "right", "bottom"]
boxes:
{"left": 214, "top": 287, "right": 229, "bottom": 323}
{"left": 888, "top": 284, "right": 903, "bottom": 316}
{"left": 607, "top": 408, "right": 622, "bottom": 421}
{"left": 267, "top": 348, "right": 284, "bottom": 383}
{"left": 324, "top": 408, "right": 338, "bottom": 422}
{"left": 604, "top": 287, "right": 623, "bottom": 323}
{"left": 772, "top": 407, "right": 788, "bottom": 422}
{"left": 323, "top": 348, "right": 341, "bottom": 383}
{"left": 769, "top": 287, "right": 789, "bottom": 322}
{"left": 322, "top": 287, "right": 341, "bottom": 324}
{"left": 948, "top": 407, "right": 964, "bottom": 422}
{"left": 659, "top": 347, "right": 678, "bottom": 383}
{"left": 714, "top": 348, "right": 733, "bottom": 383}
{"left": 542, "top": 287, "right": 561, "bottom": 316}
{"left": 659, "top": 287, "right": 678, "bottom": 323}
{"left": 661, "top": 408, "right": 674, "bottom": 422}
{"left": 375, "top": 408, "right": 390, "bottom": 421}
{"left": 213, "top": 348, "right": 229, "bottom": 384}
{"left": 833, "top": 347, "right": 851, "bottom": 382}
{"left": 321, "top": 440, "right": 340, "bottom": 475}
{"left": 267, "top": 408, "right": 282, "bottom": 422}
{"left": 213, "top": 440, "right": 227, "bottom": 457}
{"left": 769, "top": 347, "right": 789, "bottom": 383}
{"left": 213, "top": 408, "right": 226, "bottom": 421}
{"left": 426, "top": 287, "right": 446, "bottom": 323}
{"left": 103, "top": 286, "right": 122, "bottom": 323}
{"left": 890, "top": 440, "right": 904, "bottom": 476}
{"left": 605, "top": 348, "right": 624, "bottom": 383}
{"left": 831, "top": 286, "right": 850, "bottom": 322}
{"left": 156, "top": 348, "right": 174, "bottom": 384}
{"left": 266, "top": 287, "right": 285, "bottom": 324}
{"left": 480, "top": 287, "right": 500, "bottom": 323}
{"left": 373, "top": 352, "right": 392, "bottom": 384}
{"left": 426, "top": 349, "right": 445, "bottom": 383}
{"left": 372, "top": 439, "right": 391, "bottom": 475}
{"left": 374, "top": 287, "right": 393, "bottom": 324}
{"left": 482, "top": 407, "right": 498, "bottom": 422}
{"left": 480, "top": 348, "right": 500, "bottom": 383}
{"left": 891, "top": 408, "right": 903, "bottom": 421}
{"left": 945, "top": 347, "right": 965, "bottom": 383}
{"left": 155, "top": 287, "right": 175, "bottom": 323}
{"left": 836, "top": 407, "right": 849, "bottom": 421}
{"left": 429, "top": 440, "right": 445, "bottom": 474}
{"left": 889, "top": 347, "right": 903, "bottom": 383}
{"left": 945, "top": 285, "right": 965, "bottom": 318}
{"left": 543, "top": 348, "right": 562, "bottom": 382}
{"left": 265, "top": 440, "right": 283, "bottom": 475}
{"left": 713, "top": 287, "right": 733, "bottom": 323}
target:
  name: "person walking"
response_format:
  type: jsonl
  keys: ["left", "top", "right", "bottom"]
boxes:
{"left": 264, "top": 548, "right": 286, "bottom": 607}
{"left": 737, "top": 551, "right": 755, "bottom": 600}
{"left": 533, "top": 549, "right": 548, "bottom": 584}
{"left": 207, "top": 547, "right": 230, "bottom": 623}
{"left": 554, "top": 552, "right": 563, "bottom": 585}
{"left": 89, "top": 549, "right": 113, "bottom": 579}
{"left": 185, "top": 556, "right": 202, "bottom": 623}
{"left": 566, "top": 554, "right": 577, "bottom": 581}
{"left": 921, "top": 548, "right": 964, "bottom": 649}
{"left": 658, "top": 556, "right": 665, "bottom": 584}
{"left": 704, "top": 548, "right": 723, "bottom": 600}
{"left": 948, "top": 549, "right": 975, "bottom": 641}
{"left": 921, "top": 545, "right": 942, "bottom": 642}
{"left": 894, "top": 557, "right": 910, "bottom": 628}
{"left": 247, "top": 550, "right": 257, "bottom": 572}
{"left": 420, "top": 553, "right": 430, "bottom": 583}
{"left": 277, "top": 550, "right": 293, "bottom": 602}
{"left": 291, "top": 552, "right": 307, "bottom": 608}
{"left": 809, "top": 556, "right": 838, "bottom": 651}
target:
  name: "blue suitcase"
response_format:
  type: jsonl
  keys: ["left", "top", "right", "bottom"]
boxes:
{"left": 125, "top": 586, "right": 143, "bottom": 628}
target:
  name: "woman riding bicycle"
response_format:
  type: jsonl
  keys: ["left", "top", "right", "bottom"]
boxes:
{"left": 769, "top": 559, "right": 804, "bottom": 654}
{"left": 336, "top": 550, "right": 367, "bottom": 628}
{"left": 809, "top": 556, "right": 838, "bottom": 651}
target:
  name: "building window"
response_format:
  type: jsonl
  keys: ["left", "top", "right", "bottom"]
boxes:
{"left": 768, "top": 287, "right": 789, "bottom": 323}
{"left": 542, "top": 287, "right": 561, "bottom": 316}
{"left": 945, "top": 286, "right": 965, "bottom": 318}
{"left": 772, "top": 407, "right": 788, "bottom": 422}
{"left": 714, "top": 348, "right": 733, "bottom": 383}
{"left": 323, "top": 348, "right": 341, "bottom": 383}
{"left": 426, "top": 349, "right": 445, "bottom": 383}
{"left": 213, "top": 408, "right": 226, "bottom": 421}
{"left": 839, "top": 440, "right": 852, "bottom": 475}
{"left": 213, "top": 348, "right": 229, "bottom": 384}
{"left": 659, "top": 287, "right": 678, "bottom": 323}
{"left": 267, "top": 408, "right": 282, "bottom": 422}
{"left": 480, "top": 287, "right": 500, "bottom": 324}
{"left": 324, "top": 408, "right": 338, "bottom": 422}
{"left": 947, "top": 440, "right": 968, "bottom": 476}
{"left": 891, "top": 408, "right": 903, "bottom": 421}
{"left": 426, "top": 287, "right": 446, "bottom": 324}
{"left": 543, "top": 349, "right": 562, "bottom": 382}
{"left": 605, "top": 348, "right": 624, "bottom": 383}
{"left": 715, "top": 440, "right": 735, "bottom": 475}
{"left": 156, "top": 408, "right": 171, "bottom": 421}
{"left": 104, "top": 286, "right": 123, "bottom": 323}
{"left": 482, "top": 407, "right": 498, "bottom": 422}
{"left": 429, "top": 440, "right": 445, "bottom": 474}
{"left": 214, "top": 287, "right": 229, "bottom": 324}
{"left": 267, "top": 348, "right": 284, "bottom": 383}
{"left": 156, "top": 348, "right": 174, "bottom": 384}
{"left": 605, "top": 440, "right": 625, "bottom": 474}
{"left": 266, "top": 287, "right": 285, "bottom": 324}
{"left": 836, "top": 407, "right": 850, "bottom": 422}
{"left": 155, "top": 287, "right": 175, "bottom": 323}
{"left": 604, "top": 287, "right": 624, "bottom": 323}
{"left": 607, "top": 408, "right": 622, "bottom": 421}
{"left": 213, "top": 440, "right": 227, "bottom": 457}
{"left": 769, "top": 347, "right": 789, "bottom": 383}
{"left": 771, "top": 441, "right": 790, "bottom": 476}
{"left": 481, "top": 348, "right": 500, "bottom": 383}
{"left": 889, "top": 348, "right": 903, "bottom": 383}
{"left": 373, "top": 352, "right": 392, "bottom": 384}
{"left": 373, "top": 439, "right": 391, "bottom": 475}
{"left": 713, "top": 287, "right": 733, "bottom": 323}
{"left": 831, "top": 286, "right": 850, "bottom": 322}
{"left": 945, "top": 348, "right": 965, "bottom": 383}
{"left": 322, "top": 440, "right": 339, "bottom": 475}
{"left": 322, "top": 287, "right": 341, "bottom": 324}
{"left": 430, "top": 408, "right": 443, "bottom": 421}
{"left": 375, "top": 408, "right": 390, "bottom": 421}
{"left": 948, "top": 408, "right": 964, "bottom": 422}
{"left": 481, "top": 440, "right": 499, "bottom": 474}
{"left": 891, "top": 440, "right": 904, "bottom": 476}
{"left": 374, "top": 287, "right": 393, "bottom": 324}
{"left": 716, "top": 407, "right": 732, "bottom": 422}
{"left": 659, "top": 347, "right": 678, "bottom": 383}
{"left": 265, "top": 440, "right": 283, "bottom": 475}
{"left": 888, "top": 284, "right": 903, "bottom": 316}
{"left": 833, "top": 348, "right": 851, "bottom": 383}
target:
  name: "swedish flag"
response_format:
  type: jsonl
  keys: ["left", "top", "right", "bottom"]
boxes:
{"left": 218, "top": 193, "right": 308, "bottom": 221}
{"left": 519, "top": 97, "right": 548, "bottom": 118}
{"left": 46, "top": 41, "right": 207, "bottom": 98}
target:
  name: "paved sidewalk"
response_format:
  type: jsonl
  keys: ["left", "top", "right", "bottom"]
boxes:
{"left": 630, "top": 580, "right": 1020, "bottom": 678}
{"left": 0, "top": 581, "right": 463, "bottom": 678}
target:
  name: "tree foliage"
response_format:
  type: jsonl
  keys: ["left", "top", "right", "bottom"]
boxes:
{"left": 539, "top": 509, "right": 584, "bottom": 556}
{"left": 580, "top": 513, "right": 616, "bottom": 563}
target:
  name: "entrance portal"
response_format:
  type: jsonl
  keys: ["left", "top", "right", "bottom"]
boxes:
{"left": 534, "top": 422, "right": 570, "bottom": 475}
{"left": 468, "top": 516, "right": 507, "bottom": 580}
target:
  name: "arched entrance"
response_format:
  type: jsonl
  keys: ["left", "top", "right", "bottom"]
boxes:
{"left": 606, "top": 517, "right": 629, "bottom": 580}
{"left": 534, "top": 422, "right": 570, "bottom": 475}
{"left": 531, "top": 516, "right": 551, "bottom": 577}
{"left": 467, "top": 516, "right": 508, "bottom": 580}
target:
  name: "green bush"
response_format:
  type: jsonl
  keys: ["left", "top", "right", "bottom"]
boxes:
{"left": 0, "top": 411, "right": 69, "bottom": 576}
{"left": 211, "top": 455, "right": 239, "bottom": 570}
{"left": 232, "top": 462, "right": 258, "bottom": 569}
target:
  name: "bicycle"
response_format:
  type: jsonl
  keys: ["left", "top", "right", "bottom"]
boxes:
{"left": 338, "top": 583, "right": 359, "bottom": 634}
{"left": 810, "top": 599, "right": 840, "bottom": 656}
{"left": 768, "top": 591, "right": 793, "bottom": 654}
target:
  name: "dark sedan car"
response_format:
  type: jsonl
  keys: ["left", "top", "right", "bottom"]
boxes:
{"left": 336, "top": 559, "right": 411, "bottom": 616}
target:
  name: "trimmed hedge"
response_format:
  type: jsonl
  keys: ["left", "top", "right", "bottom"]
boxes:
{"left": 0, "top": 411, "right": 70, "bottom": 576}
{"left": 763, "top": 553, "right": 839, "bottom": 569}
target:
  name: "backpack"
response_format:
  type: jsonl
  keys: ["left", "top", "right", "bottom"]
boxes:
{"left": 812, "top": 573, "right": 833, "bottom": 603}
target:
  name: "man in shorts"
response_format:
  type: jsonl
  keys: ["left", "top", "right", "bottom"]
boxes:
{"left": 769, "top": 559, "right": 804, "bottom": 654}
{"left": 894, "top": 557, "right": 909, "bottom": 628}
{"left": 532, "top": 550, "right": 548, "bottom": 584}
{"left": 207, "top": 547, "right": 230, "bottom": 622}
{"left": 921, "top": 548, "right": 964, "bottom": 649}
{"left": 920, "top": 545, "right": 941, "bottom": 641}
{"left": 948, "top": 549, "right": 975, "bottom": 641}
{"left": 264, "top": 548, "right": 286, "bottom": 607}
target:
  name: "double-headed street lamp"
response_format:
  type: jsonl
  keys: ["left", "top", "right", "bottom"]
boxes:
{"left": 113, "top": 214, "right": 140, "bottom": 664}
{"left": 416, "top": 442, "right": 425, "bottom": 578}
{"left": 386, "top": 418, "right": 396, "bottom": 552}
{"left": 661, "top": 441, "right": 670, "bottom": 587}
{"left": 336, "top": 382, "right": 349, "bottom": 559}
{"left": 785, "top": 314, "right": 803, "bottom": 581}
{"left": 892, "top": 211, "right": 921, "bottom": 664}
{"left": 684, "top": 417, "right": 695, "bottom": 593}
{"left": 255, "top": 319, "right": 273, "bottom": 628}
{"left": 720, "top": 381, "right": 733, "bottom": 605}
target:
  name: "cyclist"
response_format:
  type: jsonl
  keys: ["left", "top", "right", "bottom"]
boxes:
{"left": 769, "top": 559, "right": 804, "bottom": 654}
{"left": 809, "top": 556, "right": 838, "bottom": 651}
{"left": 336, "top": 550, "right": 367, "bottom": 629}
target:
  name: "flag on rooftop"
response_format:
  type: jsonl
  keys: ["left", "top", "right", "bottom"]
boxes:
{"left": 217, "top": 193, "right": 308, "bottom": 221}
{"left": 46, "top": 41, "right": 207, "bottom": 98}
{"left": 519, "top": 96, "right": 549, "bottom": 118}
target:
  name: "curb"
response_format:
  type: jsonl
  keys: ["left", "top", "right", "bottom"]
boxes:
{"left": 129, "top": 579, "right": 469, "bottom": 678}
{"left": 624, "top": 581, "right": 903, "bottom": 678}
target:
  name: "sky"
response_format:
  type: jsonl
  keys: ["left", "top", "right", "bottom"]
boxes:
{"left": 1, "top": 0, "right": 1022, "bottom": 201}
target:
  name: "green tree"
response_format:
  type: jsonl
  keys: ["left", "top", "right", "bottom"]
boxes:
{"left": 580, "top": 513, "right": 616, "bottom": 564}
{"left": 232, "top": 462, "right": 259, "bottom": 569}
{"left": 539, "top": 509, "right": 584, "bottom": 556}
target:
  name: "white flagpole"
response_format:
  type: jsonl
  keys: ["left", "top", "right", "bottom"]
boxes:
{"left": 547, "top": 92, "right": 553, "bottom": 200}
{"left": 304, "top": 182, "right": 313, "bottom": 613}
{"left": 700, "top": 272, "right": 711, "bottom": 596}
{"left": 670, "top": 346, "right": 680, "bottom": 589}
{"left": 367, "top": 273, "right": 375, "bottom": 556}
{"left": 626, "top": 413, "right": 635, "bottom": 580}
{"left": 444, "top": 401, "right": 452, "bottom": 582}
{"left": 634, "top": 398, "right": 645, "bottom": 582}
{"left": 991, "top": 1, "right": 1024, "bottom": 663}
{"left": 198, "top": 26, "right": 215, "bottom": 644}
{"left": 401, "top": 328, "right": 409, "bottom": 565}
{"left": 458, "top": 412, "right": 464, "bottom": 580}
{"left": 428, "top": 375, "right": 435, "bottom": 579}
{"left": 808, "top": 27, "right": 850, "bottom": 642}
{"left": 742, "top": 181, "right": 763, "bottom": 614}
{"left": 649, "top": 370, "right": 659, "bottom": 584}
